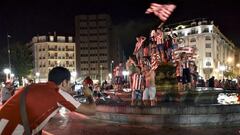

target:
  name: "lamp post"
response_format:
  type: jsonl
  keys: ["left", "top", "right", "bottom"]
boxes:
{"left": 35, "top": 72, "right": 40, "bottom": 83}
{"left": 100, "top": 65, "right": 103, "bottom": 84}
{"left": 122, "top": 70, "right": 129, "bottom": 82}
{"left": 219, "top": 65, "right": 226, "bottom": 80}
{"left": 227, "top": 57, "right": 233, "bottom": 71}
{"left": 7, "top": 34, "right": 11, "bottom": 71}
{"left": 236, "top": 63, "right": 240, "bottom": 75}
{"left": 110, "top": 60, "right": 114, "bottom": 83}
{"left": 71, "top": 71, "right": 77, "bottom": 83}
{"left": 3, "top": 68, "right": 11, "bottom": 82}
{"left": 10, "top": 73, "right": 15, "bottom": 81}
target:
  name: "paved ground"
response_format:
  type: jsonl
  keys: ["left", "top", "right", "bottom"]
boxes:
{"left": 43, "top": 112, "right": 240, "bottom": 135}
{"left": 2, "top": 90, "right": 240, "bottom": 135}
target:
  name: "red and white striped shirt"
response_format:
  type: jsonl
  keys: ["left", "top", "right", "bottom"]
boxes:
{"left": 181, "top": 59, "right": 190, "bottom": 69}
{"left": 132, "top": 73, "right": 144, "bottom": 90}
{"left": 155, "top": 34, "right": 164, "bottom": 44}
{"left": 0, "top": 82, "right": 80, "bottom": 135}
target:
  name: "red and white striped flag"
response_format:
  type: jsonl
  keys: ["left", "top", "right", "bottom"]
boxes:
{"left": 145, "top": 3, "right": 176, "bottom": 22}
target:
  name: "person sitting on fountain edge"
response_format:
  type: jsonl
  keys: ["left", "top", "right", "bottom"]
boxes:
{"left": 0, "top": 66, "right": 96, "bottom": 135}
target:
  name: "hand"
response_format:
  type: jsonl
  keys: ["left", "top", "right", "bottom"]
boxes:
{"left": 83, "top": 86, "right": 92, "bottom": 97}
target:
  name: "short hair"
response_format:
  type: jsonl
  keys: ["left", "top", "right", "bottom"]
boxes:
{"left": 48, "top": 66, "right": 71, "bottom": 85}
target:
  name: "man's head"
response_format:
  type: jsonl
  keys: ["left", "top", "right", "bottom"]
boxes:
{"left": 48, "top": 66, "right": 71, "bottom": 85}
{"left": 48, "top": 67, "right": 72, "bottom": 92}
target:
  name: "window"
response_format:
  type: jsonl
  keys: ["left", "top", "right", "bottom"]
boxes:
{"left": 190, "top": 38, "right": 196, "bottom": 42}
{"left": 206, "top": 61, "right": 211, "bottom": 66}
{"left": 203, "top": 28, "right": 209, "bottom": 33}
{"left": 191, "top": 29, "right": 198, "bottom": 34}
{"left": 205, "top": 43, "right": 211, "bottom": 48}
{"left": 206, "top": 52, "right": 211, "bottom": 57}
{"left": 178, "top": 32, "right": 184, "bottom": 37}
{"left": 191, "top": 45, "right": 196, "bottom": 48}
{"left": 205, "top": 36, "right": 211, "bottom": 40}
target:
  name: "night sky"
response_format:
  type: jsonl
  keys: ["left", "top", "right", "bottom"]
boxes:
{"left": 0, "top": 0, "right": 239, "bottom": 56}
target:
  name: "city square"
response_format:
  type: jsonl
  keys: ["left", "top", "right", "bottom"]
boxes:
{"left": 0, "top": 0, "right": 240, "bottom": 135}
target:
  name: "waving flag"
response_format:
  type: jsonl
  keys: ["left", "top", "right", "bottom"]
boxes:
{"left": 146, "top": 3, "right": 176, "bottom": 22}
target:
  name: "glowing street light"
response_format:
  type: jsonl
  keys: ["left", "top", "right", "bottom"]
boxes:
{"left": 236, "top": 63, "right": 240, "bottom": 75}
{"left": 108, "top": 73, "right": 112, "bottom": 79}
{"left": 10, "top": 73, "right": 15, "bottom": 81}
{"left": 3, "top": 68, "right": 11, "bottom": 81}
{"left": 122, "top": 70, "right": 129, "bottom": 82}
{"left": 219, "top": 65, "right": 226, "bottom": 80}
{"left": 227, "top": 57, "right": 233, "bottom": 63}
{"left": 35, "top": 72, "right": 40, "bottom": 83}
{"left": 71, "top": 71, "right": 77, "bottom": 82}
{"left": 227, "top": 57, "right": 233, "bottom": 71}
{"left": 100, "top": 65, "right": 103, "bottom": 83}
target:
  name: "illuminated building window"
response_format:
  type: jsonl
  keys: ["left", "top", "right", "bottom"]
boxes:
{"left": 190, "top": 38, "right": 196, "bottom": 42}
{"left": 205, "top": 36, "right": 211, "bottom": 40}
{"left": 203, "top": 28, "right": 209, "bottom": 33}
{"left": 206, "top": 61, "right": 211, "bottom": 66}
{"left": 206, "top": 52, "right": 211, "bottom": 57}
{"left": 205, "top": 43, "right": 211, "bottom": 48}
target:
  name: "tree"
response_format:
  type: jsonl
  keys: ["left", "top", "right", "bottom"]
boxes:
{"left": 8, "top": 42, "right": 33, "bottom": 80}
{"left": 223, "top": 70, "right": 235, "bottom": 79}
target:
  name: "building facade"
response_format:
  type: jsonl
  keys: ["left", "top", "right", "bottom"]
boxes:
{"left": 75, "top": 14, "right": 112, "bottom": 82}
{"left": 164, "top": 19, "right": 237, "bottom": 80}
{"left": 32, "top": 35, "right": 76, "bottom": 82}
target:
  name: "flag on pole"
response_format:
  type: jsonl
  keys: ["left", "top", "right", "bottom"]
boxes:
{"left": 145, "top": 3, "right": 176, "bottom": 22}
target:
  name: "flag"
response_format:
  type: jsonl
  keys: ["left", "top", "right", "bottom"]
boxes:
{"left": 145, "top": 3, "right": 176, "bottom": 22}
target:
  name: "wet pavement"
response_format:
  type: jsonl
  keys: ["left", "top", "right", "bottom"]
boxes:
{"left": 42, "top": 90, "right": 240, "bottom": 135}
{"left": 2, "top": 89, "right": 240, "bottom": 135}
{"left": 43, "top": 112, "right": 240, "bottom": 135}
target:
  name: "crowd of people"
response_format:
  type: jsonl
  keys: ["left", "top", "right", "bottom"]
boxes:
{"left": 197, "top": 76, "right": 240, "bottom": 91}
{"left": 110, "top": 25, "right": 199, "bottom": 106}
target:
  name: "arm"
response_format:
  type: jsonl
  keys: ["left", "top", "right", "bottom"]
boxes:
{"left": 75, "top": 86, "right": 96, "bottom": 115}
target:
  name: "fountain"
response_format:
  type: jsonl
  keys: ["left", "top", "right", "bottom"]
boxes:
{"left": 93, "top": 62, "right": 240, "bottom": 127}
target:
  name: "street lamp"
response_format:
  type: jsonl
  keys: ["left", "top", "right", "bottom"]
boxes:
{"left": 227, "top": 57, "right": 233, "bottom": 63}
{"left": 3, "top": 68, "right": 11, "bottom": 81}
{"left": 100, "top": 65, "right": 103, "bottom": 84}
{"left": 110, "top": 60, "right": 114, "bottom": 83}
{"left": 35, "top": 72, "right": 40, "bottom": 83}
{"left": 108, "top": 73, "right": 112, "bottom": 78}
{"left": 122, "top": 70, "right": 129, "bottom": 82}
{"left": 219, "top": 65, "right": 226, "bottom": 80}
{"left": 10, "top": 73, "right": 15, "bottom": 81}
{"left": 236, "top": 63, "right": 240, "bottom": 75}
{"left": 71, "top": 71, "right": 77, "bottom": 83}
{"left": 227, "top": 57, "right": 233, "bottom": 71}
{"left": 7, "top": 34, "right": 11, "bottom": 71}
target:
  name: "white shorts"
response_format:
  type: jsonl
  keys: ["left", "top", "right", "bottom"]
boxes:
{"left": 143, "top": 86, "right": 156, "bottom": 100}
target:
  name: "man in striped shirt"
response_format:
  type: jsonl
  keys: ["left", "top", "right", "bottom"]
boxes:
{"left": 0, "top": 67, "right": 96, "bottom": 135}
{"left": 133, "top": 36, "right": 146, "bottom": 65}
{"left": 155, "top": 28, "right": 166, "bottom": 63}
{"left": 180, "top": 52, "right": 191, "bottom": 90}
{"left": 131, "top": 66, "right": 145, "bottom": 106}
